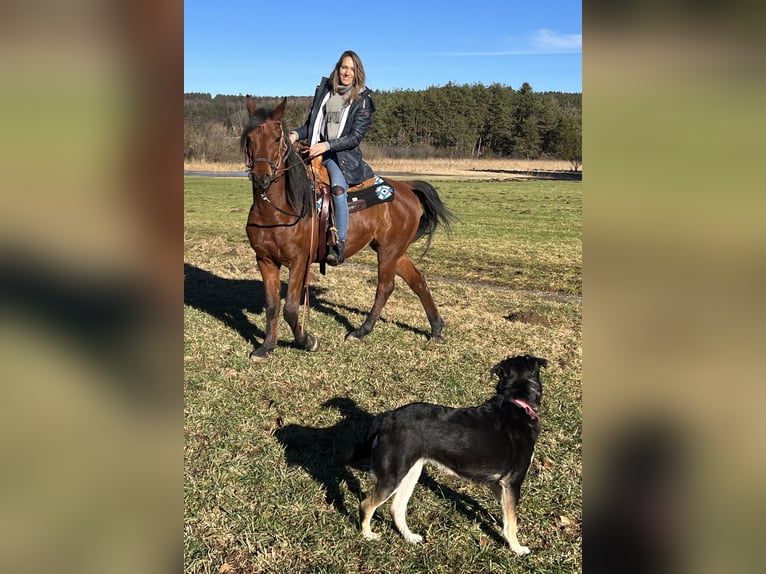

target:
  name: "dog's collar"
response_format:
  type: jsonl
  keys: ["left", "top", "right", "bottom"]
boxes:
{"left": 512, "top": 399, "right": 538, "bottom": 419}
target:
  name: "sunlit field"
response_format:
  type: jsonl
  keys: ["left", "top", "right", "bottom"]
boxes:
{"left": 184, "top": 174, "right": 581, "bottom": 573}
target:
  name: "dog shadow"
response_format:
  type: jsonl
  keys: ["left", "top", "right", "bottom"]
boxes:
{"left": 273, "top": 397, "right": 373, "bottom": 517}
{"left": 419, "top": 471, "right": 507, "bottom": 546}
{"left": 273, "top": 396, "right": 507, "bottom": 544}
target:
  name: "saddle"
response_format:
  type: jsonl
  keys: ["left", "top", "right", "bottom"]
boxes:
{"left": 306, "top": 154, "right": 395, "bottom": 274}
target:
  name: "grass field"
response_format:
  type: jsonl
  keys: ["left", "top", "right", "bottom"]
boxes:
{"left": 184, "top": 175, "right": 582, "bottom": 573}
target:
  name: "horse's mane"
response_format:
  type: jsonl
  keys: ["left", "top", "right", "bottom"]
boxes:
{"left": 240, "top": 107, "right": 312, "bottom": 213}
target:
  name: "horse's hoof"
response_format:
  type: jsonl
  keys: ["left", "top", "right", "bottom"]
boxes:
{"left": 345, "top": 331, "right": 363, "bottom": 342}
{"left": 305, "top": 334, "right": 319, "bottom": 352}
{"left": 249, "top": 346, "right": 275, "bottom": 362}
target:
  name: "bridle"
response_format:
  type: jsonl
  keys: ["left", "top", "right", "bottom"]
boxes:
{"left": 245, "top": 119, "right": 290, "bottom": 183}
{"left": 244, "top": 120, "right": 311, "bottom": 221}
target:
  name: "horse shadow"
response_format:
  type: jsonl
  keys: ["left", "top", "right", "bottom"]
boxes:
{"left": 184, "top": 262, "right": 346, "bottom": 347}
{"left": 184, "top": 263, "right": 430, "bottom": 346}
{"left": 273, "top": 396, "right": 506, "bottom": 544}
{"left": 321, "top": 299, "right": 432, "bottom": 341}
{"left": 184, "top": 263, "right": 267, "bottom": 345}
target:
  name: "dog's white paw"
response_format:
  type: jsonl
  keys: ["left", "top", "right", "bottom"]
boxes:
{"left": 403, "top": 532, "right": 423, "bottom": 544}
{"left": 362, "top": 531, "right": 381, "bottom": 541}
{"left": 511, "top": 544, "right": 530, "bottom": 556}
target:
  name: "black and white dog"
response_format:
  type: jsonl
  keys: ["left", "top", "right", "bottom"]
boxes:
{"left": 358, "top": 354, "right": 547, "bottom": 555}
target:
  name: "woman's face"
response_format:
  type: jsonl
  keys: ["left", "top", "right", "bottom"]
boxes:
{"left": 338, "top": 56, "right": 355, "bottom": 86}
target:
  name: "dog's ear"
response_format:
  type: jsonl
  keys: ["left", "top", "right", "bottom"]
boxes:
{"left": 531, "top": 356, "right": 549, "bottom": 369}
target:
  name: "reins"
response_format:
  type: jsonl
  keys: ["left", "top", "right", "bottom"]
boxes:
{"left": 301, "top": 161, "right": 319, "bottom": 332}
{"left": 245, "top": 123, "right": 309, "bottom": 223}
{"left": 246, "top": 146, "right": 308, "bottom": 225}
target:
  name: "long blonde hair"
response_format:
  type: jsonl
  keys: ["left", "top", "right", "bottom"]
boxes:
{"left": 330, "top": 50, "right": 366, "bottom": 101}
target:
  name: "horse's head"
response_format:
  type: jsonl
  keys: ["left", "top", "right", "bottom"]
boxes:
{"left": 241, "top": 96, "right": 289, "bottom": 191}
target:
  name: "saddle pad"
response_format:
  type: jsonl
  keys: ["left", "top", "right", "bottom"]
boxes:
{"left": 347, "top": 176, "right": 395, "bottom": 213}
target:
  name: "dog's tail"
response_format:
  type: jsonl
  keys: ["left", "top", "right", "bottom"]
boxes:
{"left": 347, "top": 413, "right": 384, "bottom": 464}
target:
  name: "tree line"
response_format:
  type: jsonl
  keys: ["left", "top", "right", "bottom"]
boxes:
{"left": 184, "top": 82, "right": 581, "bottom": 170}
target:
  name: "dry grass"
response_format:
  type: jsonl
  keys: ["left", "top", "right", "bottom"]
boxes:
{"left": 184, "top": 158, "right": 577, "bottom": 181}
{"left": 368, "top": 157, "right": 574, "bottom": 175}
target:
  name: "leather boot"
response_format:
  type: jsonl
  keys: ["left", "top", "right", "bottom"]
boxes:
{"left": 326, "top": 238, "right": 345, "bottom": 266}
{"left": 335, "top": 238, "right": 345, "bottom": 265}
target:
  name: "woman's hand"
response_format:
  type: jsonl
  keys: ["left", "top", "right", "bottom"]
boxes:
{"left": 308, "top": 142, "right": 330, "bottom": 158}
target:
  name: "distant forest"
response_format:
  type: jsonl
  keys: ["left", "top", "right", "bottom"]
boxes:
{"left": 184, "top": 82, "right": 582, "bottom": 170}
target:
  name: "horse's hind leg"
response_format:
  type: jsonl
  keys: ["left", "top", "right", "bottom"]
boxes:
{"left": 346, "top": 260, "right": 397, "bottom": 342}
{"left": 395, "top": 255, "right": 445, "bottom": 343}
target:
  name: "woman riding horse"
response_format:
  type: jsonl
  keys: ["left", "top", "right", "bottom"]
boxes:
{"left": 241, "top": 96, "right": 453, "bottom": 361}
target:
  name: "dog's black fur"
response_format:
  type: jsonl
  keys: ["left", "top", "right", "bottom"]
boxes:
{"left": 357, "top": 354, "right": 548, "bottom": 554}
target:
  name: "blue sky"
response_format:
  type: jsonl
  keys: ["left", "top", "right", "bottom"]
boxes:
{"left": 184, "top": 1, "right": 581, "bottom": 97}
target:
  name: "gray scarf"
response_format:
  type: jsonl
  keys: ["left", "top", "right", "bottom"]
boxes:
{"left": 323, "top": 84, "right": 352, "bottom": 141}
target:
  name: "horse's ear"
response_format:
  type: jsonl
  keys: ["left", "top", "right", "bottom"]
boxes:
{"left": 245, "top": 95, "right": 257, "bottom": 118}
{"left": 273, "top": 97, "right": 287, "bottom": 121}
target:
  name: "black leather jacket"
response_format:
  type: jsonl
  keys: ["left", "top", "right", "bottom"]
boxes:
{"left": 294, "top": 77, "right": 375, "bottom": 185}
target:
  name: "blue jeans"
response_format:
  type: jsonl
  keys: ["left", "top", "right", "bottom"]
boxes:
{"left": 322, "top": 156, "right": 348, "bottom": 193}
{"left": 323, "top": 157, "right": 349, "bottom": 242}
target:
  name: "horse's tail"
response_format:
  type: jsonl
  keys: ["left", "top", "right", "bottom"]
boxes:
{"left": 411, "top": 180, "right": 456, "bottom": 252}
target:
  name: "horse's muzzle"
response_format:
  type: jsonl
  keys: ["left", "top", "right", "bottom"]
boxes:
{"left": 250, "top": 171, "right": 272, "bottom": 190}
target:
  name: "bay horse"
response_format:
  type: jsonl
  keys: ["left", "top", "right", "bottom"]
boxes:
{"left": 241, "top": 96, "right": 453, "bottom": 361}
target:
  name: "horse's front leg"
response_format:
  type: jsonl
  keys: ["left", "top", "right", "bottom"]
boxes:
{"left": 250, "top": 259, "right": 281, "bottom": 361}
{"left": 283, "top": 260, "right": 318, "bottom": 352}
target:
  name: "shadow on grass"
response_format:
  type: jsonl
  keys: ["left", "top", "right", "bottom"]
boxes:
{"left": 273, "top": 396, "right": 507, "bottom": 545}
{"left": 322, "top": 299, "right": 432, "bottom": 341}
{"left": 184, "top": 263, "right": 267, "bottom": 346}
{"left": 419, "top": 471, "right": 506, "bottom": 547}
{"left": 184, "top": 263, "right": 431, "bottom": 347}
{"left": 274, "top": 397, "right": 372, "bottom": 518}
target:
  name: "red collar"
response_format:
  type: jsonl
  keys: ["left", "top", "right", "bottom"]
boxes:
{"left": 512, "top": 399, "right": 538, "bottom": 419}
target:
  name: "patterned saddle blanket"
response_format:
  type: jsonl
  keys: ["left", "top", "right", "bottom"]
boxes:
{"left": 346, "top": 176, "right": 395, "bottom": 212}
{"left": 314, "top": 175, "right": 395, "bottom": 215}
